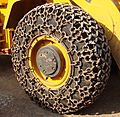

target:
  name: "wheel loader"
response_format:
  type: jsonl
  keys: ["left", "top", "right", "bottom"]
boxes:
{"left": 0, "top": 0, "right": 119, "bottom": 114}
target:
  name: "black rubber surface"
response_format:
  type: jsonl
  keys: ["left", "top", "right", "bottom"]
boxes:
{"left": 12, "top": 3, "right": 111, "bottom": 114}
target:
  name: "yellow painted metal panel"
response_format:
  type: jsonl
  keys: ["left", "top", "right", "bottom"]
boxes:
{"left": 3, "top": 0, "right": 20, "bottom": 29}
{"left": 5, "top": 28, "right": 13, "bottom": 48}
{"left": 0, "top": 0, "right": 8, "bottom": 4}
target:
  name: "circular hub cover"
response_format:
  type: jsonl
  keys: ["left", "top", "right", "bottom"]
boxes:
{"left": 36, "top": 45, "right": 61, "bottom": 77}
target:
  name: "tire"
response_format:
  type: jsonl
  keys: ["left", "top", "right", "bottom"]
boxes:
{"left": 12, "top": 3, "right": 111, "bottom": 114}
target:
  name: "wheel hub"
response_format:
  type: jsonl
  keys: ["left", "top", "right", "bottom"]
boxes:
{"left": 28, "top": 36, "right": 71, "bottom": 89}
{"left": 36, "top": 45, "right": 61, "bottom": 77}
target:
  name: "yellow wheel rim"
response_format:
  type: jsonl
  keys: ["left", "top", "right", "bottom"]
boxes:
{"left": 28, "top": 35, "right": 71, "bottom": 89}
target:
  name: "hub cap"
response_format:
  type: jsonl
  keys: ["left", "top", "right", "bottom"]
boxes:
{"left": 36, "top": 45, "right": 61, "bottom": 77}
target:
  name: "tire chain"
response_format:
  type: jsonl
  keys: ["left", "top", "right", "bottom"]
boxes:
{"left": 12, "top": 3, "right": 111, "bottom": 114}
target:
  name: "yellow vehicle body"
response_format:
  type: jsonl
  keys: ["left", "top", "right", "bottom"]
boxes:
{"left": 0, "top": 0, "right": 120, "bottom": 70}
{"left": 0, "top": 0, "right": 118, "bottom": 114}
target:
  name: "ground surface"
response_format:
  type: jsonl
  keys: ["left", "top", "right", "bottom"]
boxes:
{"left": 0, "top": 55, "right": 120, "bottom": 117}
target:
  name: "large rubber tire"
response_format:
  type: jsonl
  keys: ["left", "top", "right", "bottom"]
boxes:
{"left": 12, "top": 3, "right": 111, "bottom": 114}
